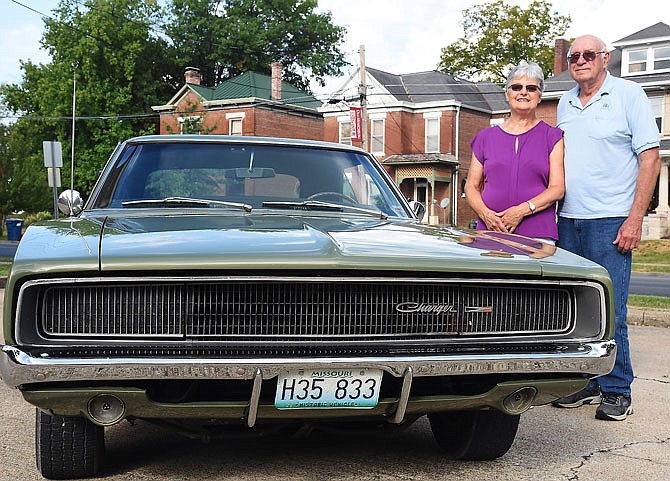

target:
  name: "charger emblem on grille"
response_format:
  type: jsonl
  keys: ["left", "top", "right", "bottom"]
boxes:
{"left": 395, "top": 302, "right": 457, "bottom": 314}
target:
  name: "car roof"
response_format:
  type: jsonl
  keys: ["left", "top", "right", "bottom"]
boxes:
{"left": 125, "top": 135, "right": 368, "bottom": 155}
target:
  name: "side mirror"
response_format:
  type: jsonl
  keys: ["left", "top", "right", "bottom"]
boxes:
{"left": 58, "top": 189, "right": 84, "bottom": 217}
{"left": 408, "top": 200, "right": 425, "bottom": 220}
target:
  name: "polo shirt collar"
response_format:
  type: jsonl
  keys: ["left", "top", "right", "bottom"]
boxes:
{"left": 567, "top": 71, "right": 612, "bottom": 109}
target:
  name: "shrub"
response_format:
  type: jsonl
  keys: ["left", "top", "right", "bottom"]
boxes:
{"left": 22, "top": 211, "right": 54, "bottom": 227}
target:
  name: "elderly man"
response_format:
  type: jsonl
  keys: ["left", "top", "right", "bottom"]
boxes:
{"left": 551, "top": 35, "right": 661, "bottom": 420}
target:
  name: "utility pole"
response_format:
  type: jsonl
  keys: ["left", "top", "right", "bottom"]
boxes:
{"left": 358, "top": 45, "right": 368, "bottom": 152}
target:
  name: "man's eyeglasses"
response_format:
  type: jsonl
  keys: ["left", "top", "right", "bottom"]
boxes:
{"left": 567, "top": 51, "right": 606, "bottom": 64}
{"left": 509, "top": 84, "right": 540, "bottom": 93}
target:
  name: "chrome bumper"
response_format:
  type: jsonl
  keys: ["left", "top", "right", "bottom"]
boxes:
{"left": 0, "top": 342, "right": 616, "bottom": 388}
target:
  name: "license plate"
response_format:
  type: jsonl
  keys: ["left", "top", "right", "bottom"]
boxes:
{"left": 274, "top": 368, "right": 383, "bottom": 409}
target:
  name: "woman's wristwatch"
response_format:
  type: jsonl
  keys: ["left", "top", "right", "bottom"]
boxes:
{"left": 526, "top": 200, "right": 536, "bottom": 214}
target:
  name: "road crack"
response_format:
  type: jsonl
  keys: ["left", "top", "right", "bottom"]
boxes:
{"left": 567, "top": 437, "right": 670, "bottom": 480}
{"left": 635, "top": 375, "right": 670, "bottom": 385}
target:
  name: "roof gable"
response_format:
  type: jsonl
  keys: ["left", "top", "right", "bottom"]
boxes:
{"left": 614, "top": 22, "right": 670, "bottom": 45}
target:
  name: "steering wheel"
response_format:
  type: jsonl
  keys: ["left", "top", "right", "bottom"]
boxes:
{"left": 306, "top": 191, "right": 357, "bottom": 204}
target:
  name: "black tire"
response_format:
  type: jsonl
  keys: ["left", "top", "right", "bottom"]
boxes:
{"left": 428, "top": 409, "right": 520, "bottom": 460}
{"left": 35, "top": 409, "right": 104, "bottom": 479}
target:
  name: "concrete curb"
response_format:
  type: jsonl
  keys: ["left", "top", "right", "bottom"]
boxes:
{"left": 627, "top": 306, "right": 670, "bottom": 329}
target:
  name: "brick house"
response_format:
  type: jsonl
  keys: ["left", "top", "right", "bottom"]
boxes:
{"left": 541, "top": 23, "right": 670, "bottom": 239}
{"left": 152, "top": 63, "right": 323, "bottom": 140}
{"left": 320, "top": 67, "right": 509, "bottom": 226}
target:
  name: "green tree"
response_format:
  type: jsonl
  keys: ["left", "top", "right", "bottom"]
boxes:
{"left": 166, "top": 0, "right": 348, "bottom": 90}
{"left": 1, "top": 0, "right": 180, "bottom": 201}
{"left": 438, "top": 0, "right": 571, "bottom": 84}
{"left": 3, "top": 121, "right": 55, "bottom": 215}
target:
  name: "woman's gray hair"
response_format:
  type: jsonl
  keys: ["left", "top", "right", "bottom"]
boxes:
{"left": 505, "top": 61, "right": 545, "bottom": 92}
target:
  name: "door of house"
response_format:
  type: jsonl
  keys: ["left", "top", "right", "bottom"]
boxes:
{"left": 414, "top": 181, "right": 428, "bottom": 223}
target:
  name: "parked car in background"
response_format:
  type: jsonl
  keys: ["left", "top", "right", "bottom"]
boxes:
{"left": 0, "top": 135, "right": 615, "bottom": 479}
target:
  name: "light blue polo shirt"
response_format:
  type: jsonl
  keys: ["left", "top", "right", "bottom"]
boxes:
{"left": 557, "top": 72, "right": 660, "bottom": 219}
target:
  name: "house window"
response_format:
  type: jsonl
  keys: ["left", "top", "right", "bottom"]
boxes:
{"left": 229, "top": 118, "right": 242, "bottom": 136}
{"left": 226, "top": 112, "right": 245, "bottom": 136}
{"left": 370, "top": 118, "right": 384, "bottom": 154}
{"left": 654, "top": 46, "right": 670, "bottom": 70}
{"left": 178, "top": 116, "right": 203, "bottom": 134}
{"left": 339, "top": 121, "right": 352, "bottom": 145}
{"left": 425, "top": 117, "right": 440, "bottom": 153}
{"left": 624, "top": 45, "right": 670, "bottom": 75}
{"left": 650, "top": 96, "right": 663, "bottom": 133}
{"left": 628, "top": 49, "right": 647, "bottom": 73}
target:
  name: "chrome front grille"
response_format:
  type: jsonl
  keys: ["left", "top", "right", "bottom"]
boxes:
{"left": 38, "top": 279, "right": 573, "bottom": 342}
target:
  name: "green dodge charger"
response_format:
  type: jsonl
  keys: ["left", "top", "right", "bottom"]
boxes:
{"left": 0, "top": 135, "right": 615, "bottom": 479}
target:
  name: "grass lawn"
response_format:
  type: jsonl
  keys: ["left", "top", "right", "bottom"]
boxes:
{"left": 627, "top": 294, "right": 670, "bottom": 310}
{"left": 632, "top": 239, "right": 670, "bottom": 273}
{"left": 0, "top": 257, "right": 11, "bottom": 278}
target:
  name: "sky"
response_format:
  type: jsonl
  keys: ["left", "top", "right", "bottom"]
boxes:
{"left": 1, "top": 0, "right": 668, "bottom": 101}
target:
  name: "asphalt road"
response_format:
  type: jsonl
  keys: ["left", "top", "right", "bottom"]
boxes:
{"left": 0, "top": 298, "right": 668, "bottom": 479}
{"left": 0, "top": 241, "right": 18, "bottom": 258}
{"left": 630, "top": 273, "right": 670, "bottom": 297}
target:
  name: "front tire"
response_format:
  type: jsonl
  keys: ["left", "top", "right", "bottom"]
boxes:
{"left": 35, "top": 409, "right": 104, "bottom": 479}
{"left": 428, "top": 409, "right": 520, "bottom": 460}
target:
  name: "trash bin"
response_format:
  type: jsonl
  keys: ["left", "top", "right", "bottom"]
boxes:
{"left": 5, "top": 218, "right": 24, "bottom": 241}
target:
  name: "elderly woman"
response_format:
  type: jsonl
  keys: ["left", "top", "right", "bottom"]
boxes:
{"left": 465, "top": 61, "right": 565, "bottom": 243}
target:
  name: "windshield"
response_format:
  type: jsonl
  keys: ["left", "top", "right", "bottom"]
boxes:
{"left": 90, "top": 142, "right": 410, "bottom": 218}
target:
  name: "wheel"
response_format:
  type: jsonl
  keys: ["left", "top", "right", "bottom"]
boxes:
{"left": 35, "top": 409, "right": 104, "bottom": 479}
{"left": 428, "top": 409, "right": 520, "bottom": 460}
{"left": 306, "top": 191, "right": 357, "bottom": 204}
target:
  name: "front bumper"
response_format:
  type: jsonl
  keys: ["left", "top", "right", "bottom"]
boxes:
{"left": 1, "top": 342, "right": 616, "bottom": 425}
{"left": 1, "top": 341, "right": 615, "bottom": 387}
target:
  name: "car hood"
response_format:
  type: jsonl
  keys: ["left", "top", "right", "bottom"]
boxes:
{"left": 100, "top": 213, "right": 560, "bottom": 273}
{"left": 12, "top": 212, "right": 606, "bottom": 279}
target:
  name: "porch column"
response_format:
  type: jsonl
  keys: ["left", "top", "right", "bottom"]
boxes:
{"left": 656, "top": 159, "right": 669, "bottom": 214}
{"left": 644, "top": 158, "right": 669, "bottom": 239}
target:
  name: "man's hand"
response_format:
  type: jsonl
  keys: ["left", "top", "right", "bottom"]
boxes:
{"left": 614, "top": 147, "right": 662, "bottom": 253}
{"left": 613, "top": 215, "right": 643, "bottom": 253}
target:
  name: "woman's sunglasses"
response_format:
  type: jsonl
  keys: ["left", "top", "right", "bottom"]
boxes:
{"left": 509, "top": 84, "right": 540, "bottom": 93}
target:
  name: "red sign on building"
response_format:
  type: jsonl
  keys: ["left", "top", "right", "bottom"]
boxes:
{"left": 349, "top": 107, "right": 362, "bottom": 141}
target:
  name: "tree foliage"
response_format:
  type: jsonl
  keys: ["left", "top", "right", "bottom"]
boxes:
{"left": 0, "top": 0, "right": 347, "bottom": 212}
{"left": 167, "top": 0, "right": 348, "bottom": 89}
{"left": 438, "top": 0, "right": 570, "bottom": 84}
{"left": 1, "top": 0, "right": 179, "bottom": 200}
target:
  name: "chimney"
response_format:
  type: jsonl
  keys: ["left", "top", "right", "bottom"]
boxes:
{"left": 553, "top": 39, "right": 570, "bottom": 75}
{"left": 271, "top": 62, "right": 282, "bottom": 100}
{"left": 184, "top": 67, "right": 201, "bottom": 85}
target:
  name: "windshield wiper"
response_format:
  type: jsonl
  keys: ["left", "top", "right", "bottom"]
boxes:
{"left": 262, "top": 200, "right": 388, "bottom": 219}
{"left": 122, "top": 196, "right": 252, "bottom": 212}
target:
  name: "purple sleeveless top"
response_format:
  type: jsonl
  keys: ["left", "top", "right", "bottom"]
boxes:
{"left": 470, "top": 121, "right": 563, "bottom": 240}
